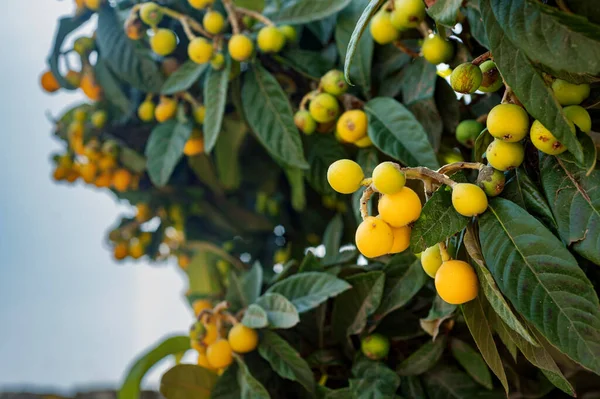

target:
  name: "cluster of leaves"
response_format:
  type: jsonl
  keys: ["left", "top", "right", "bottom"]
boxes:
{"left": 43, "top": 0, "right": 600, "bottom": 398}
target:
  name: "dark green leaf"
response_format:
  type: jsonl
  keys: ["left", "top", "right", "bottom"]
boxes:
{"left": 450, "top": 339, "right": 493, "bottom": 390}
{"left": 145, "top": 121, "right": 192, "bottom": 187}
{"left": 350, "top": 357, "right": 401, "bottom": 398}
{"left": 307, "top": 16, "right": 338, "bottom": 45}
{"left": 474, "top": 128, "right": 493, "bottom": 163}
{"left": 188, "top": 154, "right": 225, "bottom": 196}
{"left": 258, "top": 330, "right": 315, "bottom": 393}
{"left": 161, "top": 61, "right": 208, "bottom": 95}
{"left": 95, "top": 58, "right": 132, "bottom": 115}
{"left": 242, "top": 64, "right": 308, "bottom": 169}
{"left": 284, "top": 166, "right": 307, "bottom": 212}
{"left": 235, "top": 356, "right": 270, "bottom": 399}
{"left": 228, "top": 263, "right": 263, "bottom": 311}
{"left": 464, "top": 3, "right": 489, "bottom": 48}
{"left": 424, "top": 366, "right": 499, "bottom": 399}
{"left": 203, "top": 57, "right": 231, "bottom": 153}
{"left": 402, "top": 57, "right": 437, "bottom": 105}
{"left": 408, "top": 100, "right": 443, "bottom": 152}
{"left": 479, "top": 197, "right": 600, "bottom": 374}
{"left": 242, "top": 304, "right": 269, "bottom": 329}
{"left": 264, "top": 0, "right": 353, "bottom": 24}
{"left": 428, "top": 0, "right": 462, "bottom": 26}
{"left": 255, "top": 293, "right": 300, "bottom": 329}
{"left": 119, "top": 147, "right": 147, "bottom": 174}
{"left": 298, "top": 252, "right": 322, "bottom": 273}
{"left": 279, "top": 48, "right": 335, "bottom": 80}
{"left": 557, "top": 128, "right": 598, "bottom": 175}
{"left": 233, "top": 0, "right": 264, "bottom": 11}
{"left": 210, "top": 364, "right": 241, "bottom": 399}
{"left": 397, "top": 337, "right": 447, "bottom": 376}
{"left": 400, "top": 376, "right": 426, "bottom": 399}
{"left": 565, "top": 0, "right": 600, "bottom": 25}
{"left": 365, "top": 97, "right": 440, "bottom": 169}
{"left": 160, "top": 364, "right": 217, "bottom": 399}
{"left": 435, "top": 78, "right": 460, "bottom": 134}
{"left": 323, "top": 214, "right": 343, "bottom": 261}
{"left": 306, "top": 135, "right": 347, "bottom": 196}
{"left": 420, "top": 295, "right": 457, "bottom": 340}
{"left": 215, "top": 118, "right": 247, "bottom": 191}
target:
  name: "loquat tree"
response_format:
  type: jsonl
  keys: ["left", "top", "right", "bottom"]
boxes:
{"left": 41, "top": 0, "right": 600, "bottom": 397}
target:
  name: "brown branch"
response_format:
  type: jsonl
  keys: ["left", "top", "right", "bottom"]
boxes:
{"left": 235, "top": 6, "right": 274, "bottom": 26}
{"left": 437, "top": 162, "right": 484, "bottom": 176}
{"left": 221, "top": 0, "right": 241, "bottom": 34}
{"left": 471, "top": 51, "right": 492, "bottom": 66}
{"left": 393, "top": 41, "right": 420, "bottom": 58}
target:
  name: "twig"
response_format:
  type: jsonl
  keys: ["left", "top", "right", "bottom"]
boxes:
{"left": 437, "top": 162, "right": 484, "bottom": 176}
{"left": 299, "top": 90, "right": 318, "bottom": 110}
{"left": 160, "top": 7, "right": 213, "bottom": 38}
{"left": 221, "top": 0, "right": 241, "bottom": 34}
{"left": 360, "top": 186, "right": 375, "bottom": 220}
{"left": 236, "top": 6, "right": 275, "bottom": 26}
{"left": 475, "top": 113, "right": 488, "bottom": 125}
{"left": 393, "top": 41, "right": 420, "bottom": 58}
{"left": 404, "top": 167, "right": 457, "bottom": 188}
{"left": 471, "top": 51, "right": 492, "bottom": 66}
{"left": 182, "top": 92, "right": 201, "bottom": 108}
{"left": 179, "top": 17, "right": 197, "bottom": 40}
{"left": 556, "top": 0, "right": 573, "bottom": 13}
{"left": 340, "top": 93, "right": 366, "bottom": 110}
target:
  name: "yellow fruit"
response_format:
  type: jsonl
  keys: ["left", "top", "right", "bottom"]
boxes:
{"left": 98, "top": 154, "right": 117, "bottom": 171}
{"left": 80, "top": 72, "right": 102, "bottom": 101}
{"left": 184, "top": 129, "right": 205, "bottom": 156}
{"left": 279, "top": 25, "right": 297, "bottom": 43}
{"left": 40, "top": 70, "right": 60, "bottom": 93}
{"left": 139, "top": 2, "right": 163, "bottom": 26}
{"left": 66, "top": 70, "right": 82, "bottom": 88}
{"left": 112, "top": 168, "right": 132, "bottom": 192}
{"left": 372, "top": 162, "right": 405, "bottom": 195}
{"left": 354, "top": 136, "right": 373, "bottom": 148}
{"left": 139, "top": 232, "right": 152, "bottom": 246}
{"left": 336, "top": 110, "right": 368, "bottom": 143}
{"left": 257, "top": 26, "right": 286, "bottom": 53}
{"left": 84, "top": 0, "right": 102, "bottom": 10}
{"left": 435, "top": 260, "right": 478, "bottom": 305}
{"left": 309, "top": 93, "right": 340, "bottom": 123}
{"left": 129, "top": 240, "right": 145, "bottom": 259}
{"left": 150, "top": 29, "right": 177, "bottom": 56}
{"left": 391, "top": 0, "right": 426, "bottom": 30}
{"left": 210, "top": 53, "right": 225, "bottom": 70}
{"left": 421, "top": 245, "right": 442, "bottom": 278}
{"left": 327, "top": 159, "right": 364, "bottom": 194}
{"left": 228, "top": 324, "right": 259, "bottom": 353}
{"left": 378, "top": 187, "right": 422, "bottom": 227}
{"left": 563, "top": 105, "right": 592, "bottom": 133}
{"left": 66, "top": 168, "right": 80, "bottom": 183}
{"left": 136, "top": 203, "right": 152, "bottom": 223}
{"left": 73, "top": 109, "right": 87, "bottom": 123}
{"left": 155, "top": 97, "right": 178, "bottom": 122}
{"left": 91, "top": 110, "right": 107, "bottom": 128}
{"left": 114, "top": 242, "right": 128, "bottom": 260}
{"left": 552, "top": 79, "right": 590, "bottom": 106}
{"left": 486, "top": 104, "right": 529, "bottom": 142}
{"left": 53, "top": 165, "right": 68, "bottom": 181}
{"left": 370, "top": 9, "right": 399, "bottom": 45}
{"left": 389, "top": 225, "right": 411, "bottom": 254}
{"left": 294, "top": 110, "right": 317, "bottom": 135}
{"left": 451, "top": 183, "right": 488, "bottom": 217}
{"left": 228, "top": 34, "right": 254, "bottom": 62}
{"left": 138, "top": 100, "right": 155, "bottom": 122}
{"left": 321, "top": 70, "right": 348, "bottom": 96}
{"left": 193, "top": 105, "right": 206, "bottom": 124}
{"left": 192, "top": 299, "right": 212, "bottom": 317}
{"left": 188, "top": 37, "right": 213, "bottom": 64}
{"left": 486, "top": 139, "right": 525, "bottom": 171}
{"left": 188, "top": 0, "right": 214, "bottom": 9}
{"left": 197, "top": 352, "right": 215, "bottom": 370}
{"left": 355, "top": 216, "right": 394, "bottom": 258}
{"left": 80, "top": 162, "right": 98, "bottom": 184}
{"left": 421, "top": 34, "right": 453, "bottom": 65}
{"left": 202, "top": 321, "right": 219, "bottom": 346}
{"left": 529, "top": 120, "right": 571, "bottom": 155}
{"left": 206, "top": 339, "right": 233, "bottom": 369}
{"left": 95, "top": 171, "right": 112, "bottom": 188}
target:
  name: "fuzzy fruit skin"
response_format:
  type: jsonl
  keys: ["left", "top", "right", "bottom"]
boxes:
{"left": 155, "top": 97, "right": 178, "bottom": 122}
{"left": 140, "top": 2, "right": 163, "bottom": 26}
{"left": 279, "top": 25, "right": 297, "bottom": 43}
{"left": 389, "top": 225, "right": 411, "bottom": 254}
{"left": 321, "top": 70, "right": 348, "bottom": 96}
{"left": 40, "top": 70, "right": 60, "bottom": 93}
{"left": 486, "top": 104, "right": 529, "bottom": 142}
{"left": 309, "top": 93, "right": 340, "bottom": 123}
{"left": 206, "top": 339, "right": 233, "bottom": 369}
{"left": 294, "top": 110, "right": 317, "bottom": 135}
{"left": 390, "top": 0, "right": 426, "bottom": 30}
{"left": 203, "top": 11, "right": 225, "bottom": 35}
{"left": 552, "top": 79, "right": 590, "bottom": 106}
{"left": 478, "top": 60, "right": 503, "bottom": 92}
{"left": 421, "top": 245, "right": 443, "bottom": 278}
{"left": 188, "top": 0, "right": 214, "bottom": 9}
{"left": 372, "top": 162, "right": 406, "bottom": 195}
{"left": 327, "top": 159, "right": 364, "bottom": 194}
{"left": 435, "top": 260, "right": 478, "bottom": 305}
{"left": 151, "top": 29, "right": 177, "bottom": 56}
{"left": 336, "top": 110, "right": 367, "bottom": 142}
{"left": 228, "top": 34, "right": 254, "bottom": 61}
{"left": 456, "top": 120, "right": 484, "bottom": 148}
{"left": 188, "top": 37, "right": 213, "bottom": 64}
{"left": 257, "top": 26, "right": 286, "bottom": 53}
{"left": 422, "top": 34, "right": 453, "bottom": 65}
{"left": 486, "top": 139, "right": 525, "bottom": 171}
{"left": 563, "top": 105, "right": 592, "bottom": 133}
{"left": 378, "top": 187, "right": 422, "bottom": 227}
{"left": 452, "top": 183, "right": 488, "bottom": 217}
{"left": 370, "top": 10, "right": 399, "bottom": 45}
{"left": 355, "top": 216, "right": 394, "bottom": 258}
{"left": 361, "top": 334, "right": 390, "bottom": 360}
{"left": 138, "top": 101, "right": 155, "bottom": 122}
{"left": 450, "top": 63, "right": 483, "bottom": 94}
{"left": 477, "top": 166, "right": 505, "bottom": 197}
{"left": 529, "top": 120, "right": 570, "bottom": 155}
{"left": 228, "top": 324, "right": 259, "bottom": 353}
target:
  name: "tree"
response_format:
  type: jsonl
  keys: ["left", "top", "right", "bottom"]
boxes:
{"left": 40, "top": 0, "right": 600, "bottom": 397}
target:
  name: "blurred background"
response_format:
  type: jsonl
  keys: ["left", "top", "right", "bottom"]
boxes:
{"left": 0, "top": 1, "right": 194, "bottom": 394}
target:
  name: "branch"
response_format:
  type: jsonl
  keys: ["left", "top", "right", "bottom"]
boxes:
{"left": 221, "top": 0, "right": 241, "bottom": 34}
{"left": 437, "top": 162, "right": 484, "bottom": 176}
{"left": 393, "top": 40, "right": 420, "bottom": 58}
{"left": 236, "top": 6, "right": 274, "bottom": 26}
{"left": 471, "top": 51, "right": 492, "bottom": 66}
{"left": 360, "top": 186, "right": 375, "bottom": 220}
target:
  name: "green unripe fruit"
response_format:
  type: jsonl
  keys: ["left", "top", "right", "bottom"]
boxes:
{"left": 370, "top": 10, "right": 399, "bottom": 45}
{"left": 102, "top": 140, "right": 120, "bottom": 158}
{"left": 294, "top": 110, "right": 317, "bottom": 135}
{"left": 421, "top": 34, "right": 454, "bottom": 65}
{"left": 486, "top": 104, "right": 529, "bottom": 142}
{"left": 563, "top": 105, "right": 592, "bottom": 133}
{"left": 279, "top": 25, "right": 297, "bottom": 43}
{"left": 73, "top": 108, "right": 87, "bottom": 122}
{"left": 361, "top": 333, "right": 390, "bottom": 360}
{"left": 73, "top": 36, "right": 95, "bottom": 56}
{"left": 257, "top": 26, "right": 286, "bottom": 53}
{"left": 478, "top": 60, "right": 503, "bottom": 92}
{"left": 309, "top": 93, "right": 340, "bottom": 123}
{"left": 421, "top": 245, "right": 443, "bottom": 278}
{"left": 321, "top": 70, "right": 348, "bottom": 96}
{"left": 391, "top": 0, "right": 426, "bottom": 30}
{"left": 210, "top": 53, "right": 225, "bottom": 70}
{"left": 456, "top": 120, "right": 484, "bottom": 148}
{"left": 140, "top": 2, "right": 163, "bottom": 26}
{"left": 450, "top": 63, "right": 483, "bottom": 94}
{"left": 477, "top": 166, "right": 505, "bottom": 197}
{"left": 439, "top": 148, "right": 464, "bottom": 164}
{"left": 552, "top": 79, "right": 590, "bottom": 106}
{"left": 189, "top": 320, "right": 207, "bottom": 341}
{"left": 486, "top": 139, "right": 525, "bottom": 171}
{"left": 91, "top": 110, "right": 108, "bottom": 129}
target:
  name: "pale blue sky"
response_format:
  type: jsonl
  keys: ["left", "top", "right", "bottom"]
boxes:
{"left": 0, "top": 1, "right": 194, "bottom": 393}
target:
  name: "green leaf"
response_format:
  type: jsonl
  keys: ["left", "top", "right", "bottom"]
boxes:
{"left": 118, "top": 336, "right": 190, "bottom": 399}
{"left": 203, "top": 57, "right": 231, "bottom": 153}
{"left": 283, "top": 166, "right": 306, "bottom": 212}
{"left": 242, "top": 64, "right": 308, "bottom": 169}
{"left": 435, "top": 78, "right": 460, "bottom": 134}
{"left": 400, "top": 376, "right": 426, "bottom": 399}
{"left": 479, "top": 197, "right": 600, "bottom": 375}
{"left": 489, "top": 0, "right": 600, "bottom": 75}
{"left": 161, "top": 61, "right": 208, "bottom": 95}
{"left": 96, "top": 7, "right": 164, "bottom": 92}
{"left": 336, "top": 0, "right": 374, "bottom": 96}
{"left": 119, "top": 147, "right": 147, "bottom": 174}
{"left": 210, "top": 364, "right": 241, "bottom": 399}
{"left": 350, "top": 357, "right": 401, "bottom": 398}
{"left": 255, "top": 293, "right": 300, "bottom": 329}
{"left": 463, "top": 225, "right": 538, "bottom": 345}
{"left": 215, "top": 118, "right": 247, "bottom": 191}
{"left": 365, "top": 97, "right": 440, "bottom": 169}
{"left": 402, "top": 57, "right": 438, "bottom": 105}
{"left": 242, "top": 304, "right": 269, "bottom": 329}
{"left": 267, "top": 271, "right": 351, "bottom": 313}
{"left": 410, "top": 185, "right": 469, "bottom": 253}
{"left": 188, "top": 154, "right": 225, "bottom": 196}
{"left": 408, "top": 100, "right": 443, "bottom": 152}
{"left": 480, "top": 0, "right": 584, "bottom": 162}
{"left": 461, "top": 295, "right": 509, "bottom": 393}
{"left": 94, "top": 58, "right": 132, "bottom": 115}
{"left": 160, "top": 364, "right": 217, "bottom": 399}
{"left": 464, "top": 3, "right": 489, "bottom": 48}
{"left": 306, "top": 135, "right": 348, "bottom": 196}
{"left": 235, "top": 356, "right": 270, "bottom": 399}
{"left": 233, "top": 0, "right": 264, "bottom": 11}
{"left": 332, "top": 271, "right": 385, "bottom": 340}
{"left": 227, "top": 262, "right": 263, "bottom": 312}
{"left": 145, "top": 121, "right": 192, "bottom": 187}
{"left": 473, "top": 128, "right": 493, "bottom": 163}
{"left": 557, "top": 128, "right": 598, "bottom": 176}
{"left": 540, "top": 154, "right": 600, "bottom": 264}
{"left": 427, "top": 0, "right": 462, "bottom": 26}
{"left": 566, "top": 0, "right": 600, "bottom": 25}
{"left": 258, "top": 330, "right": 315, "bottom": 393}
{"left": 298, "top": 252, "right": 323, "bottom": 273}
{"left": 279, "top": 48, "right": 335, "bottom": 80}
{"left": 424, "top": 366, "right": 497, "bottom": 399}
{"left": 450, "top": 339, "right": 493, "bottom": 390}
{"left": 419, "top": 295, "right": 457, "bottom": 340}
{"left": 397, "top": 337, "right": 447, "bottom": 376}
{"left": 343, "top": 0, "right": 386, "bottom": 84}
{"left": 323, "top": 214, "right": 343, "bottom": 261}
{"left": 264, "top": 0, "right": 353, "bottom": 25}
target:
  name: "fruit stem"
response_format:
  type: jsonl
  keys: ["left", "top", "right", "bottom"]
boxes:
{"left": 361, "top": 178, "right": 373, "bottom": 187}
{"left": 393, "top": 41, "right": 420, "bottom": 58}
{"left": 299, "top": 90, "right": 318, "bottom": 111}
{"left": 437, "top": 162, "right": 484, "bottom": 176}
{"left": 438, "top": 241, "right": 451, "bottom": 262}
{"left": 182, "top": 92, "right": 201, "bottom": 108}
{"left": 360, "top": 186, "right": 375, "bottom": 220}
{"left": 235, "top": 6, "right": 275, "bottom": 26}
{"left": 404, "top": 167, "right": 457, "bottom": 188}
{"left": 197, "top": 308, "right": 215, "bottom": 322}
{"left": 161, "top": 7, "right": 213, "bottom": 39}
{"left": 221, "top": 0, "right": 241, "bottom": 35}
{"left": 471, "top": 51, "right": 492, "bottom": 66}
{"left": 222, "top": 311, "right": 239, "bottom": 325}
{"left": 340, "top": 93, "right": 365, "bottom": 110}
{"left": 417, "top": 21, "right": 431, "bottom": 38}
